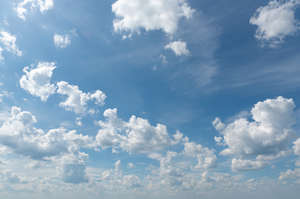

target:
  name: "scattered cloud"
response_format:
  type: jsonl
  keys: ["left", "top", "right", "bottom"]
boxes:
{"left": 57, "top": 81, "right": 107, "bottom": 114}
{"left": 250, "top": 0, "right": 300, "bottom": 46}
{"left": 112, "top": 0, "right": 194, "bottom": 37}
{"left": 96, "top": 108, "right": 183, "bottom": 155}
{"left": 165, "top": 41, "right": 190, "bottom": 56}
{"left": 0, "top": 31, "right": 22, "bottom": 60}
{"left": 214, "top": 96, "right": 296, "bottom": 171}
{"left": 20, "top": 62, "right": 57, "bottom": 101}
{"left": 15, "top": 0, "right": 54, "bottom": 20}
{"left": 54, "top": 34, "right": 71, "bottom": 48}
{"left": 294, "top": 138, "right": 300, "bottom": 155}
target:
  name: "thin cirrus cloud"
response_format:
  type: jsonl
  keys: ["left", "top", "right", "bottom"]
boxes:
{"left": 250, "top": 0, "right": 300, "bottom": 46}
{"left": 15, "top": 0, "right": 54, "bottom": 20}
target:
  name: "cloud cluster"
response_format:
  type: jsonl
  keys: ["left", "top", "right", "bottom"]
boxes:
{"left": 214, "top": 96, "right": 296, "bottom": 171}
{"left": 96, "top": 108, "right": 182, "bottom": 155}
{"left": 0, "top": 31, "right": 22, "bottom": 61}
{"left": 54, "top": 34, "right": 71, "bottom": 48}
{"left": 250, "top": 0, "right": 300, "bottom": 46}
{"left": 19, "top": 62, "right": 107, "bottom": 114}
{"left": 112, "top": 0, "right": 194, "bottom": 36}
{"left": 15, "top": 0, "right": 54, "bottom": 20}
{"left": 0, "top": 106, "right": 93, "bottom": 160}
{"left": 165, "top": 41, "right": 190, "bottom": 56}
{"left": 57, "top": 81, "right": 107, "bottom": 114}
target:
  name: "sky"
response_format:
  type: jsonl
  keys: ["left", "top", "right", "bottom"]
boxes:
{"left": 0, "top": 0, "right": 300, "bottom": 198}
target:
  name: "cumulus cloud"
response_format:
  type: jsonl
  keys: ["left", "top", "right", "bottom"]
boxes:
{"left": 20, "top": 62, "right": 57, "bottom": 101}
{"left": 96, "top": 108, "right": 183, "bottom": 155}
{"left": 0, "top": 106, "right": 93, "bottom": 160}
{"left": 183, "top": 141, "right": 217, "bottom": 169}
{"left": 294, "top": 138, "right": 300, "bottom": 155}
{"left": 54, "top": 34, "right": 71, "bottom": 48}
{"left": 250, "top": 0, "right": 300, "bottom": 46}
{"left": 57, "top": 81, "right": 107, "bottom": 114}
{"left": 0, "top": 31, "right": 22, "bottom": 59}
{"left": 112, "top": 0, "right": 194, "bottom": 36}
{"left": 15, "top": 0, "right": 54, "bottom": 20}
{"left": 165, "top": 41, "right": 190, "bottom": 56}
{"left": 214, "top": 96, "right": 296, "bottom": 171}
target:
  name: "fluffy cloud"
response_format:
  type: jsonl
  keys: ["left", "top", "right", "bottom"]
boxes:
{"left": 57, "top": 81, "right": 107, "bottom": 114}
{"left": 96, "top": 108, "right": 183, "bottom": 155}
{"left": 0, "top": 106, "right": 93, "bottom": 160}
{"left": 214, "top": 96, "right": 296, "bottom": 171}
{"left": 20, "top": 62, "right": 57, "bottom": 101}
{"left": 250, "top": 0, "right": 300, "bottom": 46}
{"left": 54, "top": 34, "right": 71, "bottom": 48}
{"left": 165, "top": 41, "right": 190, "bottom": 56}
{"left": 0, "top": 31, "right": 22, "bottom": 59}
{"left": 112, "top": 0, "right": 194, "bottom": 36}
{"left": 15, "top": 0, "right": 54, "bottom": 20}
{"left": 183, "top": 141, "right": 217, "bottom": 169}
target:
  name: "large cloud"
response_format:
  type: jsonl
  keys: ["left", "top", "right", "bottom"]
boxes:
{"left": 20, "top": 62, "right": 57, "bottom": 101}
{"left": 250, "top": 0, "right": 300, "bottom": 46}
{"left": 15, "top": 0, "right": 54, "bottom": 20}
{"left": 214, "top": 96, "right": 296, "bottom": 171}
{"left": 112, "top": 0, "right": 194, "bottom": 36}
{"left": 57, "top": 81, "right": 107, "bottom": 114}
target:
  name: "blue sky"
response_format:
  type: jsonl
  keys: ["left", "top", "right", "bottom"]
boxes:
{"left": 0, "top": 0, "right": 300, "bottom": 198}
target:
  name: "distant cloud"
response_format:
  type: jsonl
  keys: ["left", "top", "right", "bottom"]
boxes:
{"left": 15, "top": 0, "right": 54, "bottom": 20}
{"left": 250, "top": 0, "right": 300, "bottom": 46}
{"left": 165, "top": 41, "right": 190, "bottom": 56}
{"left": 214, "top": 96, "right": 296, "bottom": 171}
{"left": 54, "top": 34, "right": 71, "bottom": 48}
{"left": 0, "top": 31, "right": 22, "bottom": 60}
{"left": 96, "top": 108, "right": 183, "bottom": 155}
{"left": 57, "top": 81, "right": 107, "bottom": 114}
{"left": 20, "top": 62, "right": 57, "bottom": 102}
{"left": 294, "top": 138, "right": 300, "bottom": 155}
{"left": 112, "top": 0, "right": 194, "bottom": 37}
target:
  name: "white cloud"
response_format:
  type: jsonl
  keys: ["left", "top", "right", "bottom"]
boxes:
{"left": 15, "top": 0, "right": 54, "bottom": 20}
{"left": 279, "top": 168, "right": 300, "bottom": 183}
{"left": 231, "top": 159, "right": 266, "bottom": 172}
{"left": 0, "top": 106, "right": 93, "bottom": 161}
{"left": 96, "top": 108, "right": 183, "bottom": 155}
{"left": 57, "top": 81, "right": 107, "bottom": 114}
{"left": 20, "top": 62, "right": 57, "bottom": 101}
{"left": 54, "top": 34, "right": 71, "bottom": 48}
{"left": 294, "top": 138, "right": 300, "bottom": 155}
{"left": 214, "top": 96, "right": 296, "bottom": 171}
{"left": 112, "top": 0, "right": 194, "bottom": 36}
{"left": 0, "top": 31, "right": 22, "bottom": 58}
{"left": 250, "top": 0, "right": 300, "bottom": 46}
{"left": 165, "top": 41, "right": 190, "bottom": 56}
{"left": 183, "top": 141, "right": 217, "bottom": 169}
